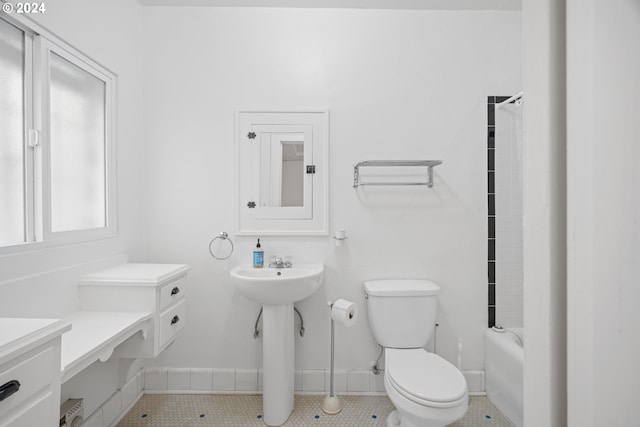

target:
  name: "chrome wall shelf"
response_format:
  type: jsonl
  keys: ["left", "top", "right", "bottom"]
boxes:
{"left": 353, "top": 160, "right": 443, "bottom": 188}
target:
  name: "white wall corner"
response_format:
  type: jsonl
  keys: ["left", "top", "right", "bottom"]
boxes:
{"left": 463, "top": 370, "right": 486, "bottom": 395}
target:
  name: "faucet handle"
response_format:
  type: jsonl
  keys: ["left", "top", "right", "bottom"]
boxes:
{"left": 268, "top": 256, "right": 292, "bottom": 268}
{"left": 268, "top": 256, "right": 284, "bottom": 268}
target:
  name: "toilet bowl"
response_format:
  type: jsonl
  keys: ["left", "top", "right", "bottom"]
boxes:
{"left": 384, "top": 348, "right": 468, "bottom": 427}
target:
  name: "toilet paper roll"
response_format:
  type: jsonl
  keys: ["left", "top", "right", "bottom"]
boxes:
{"left": 331, "top": 299, "right": 358, "bottom": 327}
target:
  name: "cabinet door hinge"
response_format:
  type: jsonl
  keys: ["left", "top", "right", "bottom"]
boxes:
{"left": 306, "top": 165, "right": 316, "bottom": 174}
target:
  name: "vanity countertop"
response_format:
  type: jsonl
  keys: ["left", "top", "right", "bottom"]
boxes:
{"left": 78, "top": 263, "right": 191, "bottom": 287}
{"left": 0, "top": 318, "right": 71, "bottom": 365}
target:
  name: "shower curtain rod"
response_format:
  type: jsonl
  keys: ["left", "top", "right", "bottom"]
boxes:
{"left": 497, "top": 91, "right": 524, "bottom": 107}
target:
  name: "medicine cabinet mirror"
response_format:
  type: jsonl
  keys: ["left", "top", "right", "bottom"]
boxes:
{"left": 235, "top": 110, "right": 329, "bottom": 235}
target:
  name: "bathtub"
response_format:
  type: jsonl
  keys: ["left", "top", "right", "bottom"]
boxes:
{"left": 485, "top": 327, "right": 523, "bottom": 427}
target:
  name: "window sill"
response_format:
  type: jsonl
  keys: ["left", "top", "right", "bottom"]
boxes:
{"left": 0, "top": 228, "right": 117, "bottom": 257}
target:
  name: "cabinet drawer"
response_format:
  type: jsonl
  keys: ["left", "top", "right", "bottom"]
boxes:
{"left": 0, "top": 346, "right": 55, "bottom": 419}
{"left": 158, "top": 300, "right": 187, "bottom": 350}
{"left": 1, "top": 389, "right": 56, "bottom": 427}
{"left": 159, "top": 276, "right": 187, "bottom": 311}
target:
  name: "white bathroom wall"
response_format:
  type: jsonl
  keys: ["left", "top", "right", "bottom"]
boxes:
{"left": 522, "top": 0, "right": 567, "bottom": 425}
{"left": 494, "top": 104, "right": 523, "bottom": 327}
{"left": 141, "top": 7, "right": 521, "bottom": 377}
{"left": 0, "top": 0, "right": 146, "bottom": 417}
{"left": 566, "top": 0, "right": 640, "bottom": 426}
{"left": 524, "top": 1, "right": 640, "bottom": 425}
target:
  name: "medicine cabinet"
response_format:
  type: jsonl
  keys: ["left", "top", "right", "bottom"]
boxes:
{"left": 235, "top": 110, "right": 329, "bottom": 235}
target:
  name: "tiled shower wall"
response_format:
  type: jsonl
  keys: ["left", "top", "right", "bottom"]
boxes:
{"left": 487, "top": 96, "right": 524, "bottom": 328}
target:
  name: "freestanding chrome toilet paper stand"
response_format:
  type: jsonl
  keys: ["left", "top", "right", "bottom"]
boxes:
{"left": 322, "top": 301, "right": 352, "bottom": 415}
{"left": 322, "top": 300, "right": 342, "bottom": 414}
{"left": 322, "top": 299, "right": 357, "bottom": 414}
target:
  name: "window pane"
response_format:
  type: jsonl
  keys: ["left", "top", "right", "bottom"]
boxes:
{"left": 50, "top": 52, "right": 106, "bottom": 232}
{"left": 0, "top": 19, "right": 25, "bottom": 245}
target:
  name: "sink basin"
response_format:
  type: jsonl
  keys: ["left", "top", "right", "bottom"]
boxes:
{"left": 230, "top": 264, "right": 324, "bottom": 305}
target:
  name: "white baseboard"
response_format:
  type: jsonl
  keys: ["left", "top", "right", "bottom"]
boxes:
{"left": 142, "top": 367, "right": 486, "bottom": 395}
{"left": 462, "top": 370, "right": 485, "bottom": 394}
{"left": 80, "top": 368, "right": 144, "bottom": 427}
{"left": 144, "top": 367, "right": 388, "bottom": 395}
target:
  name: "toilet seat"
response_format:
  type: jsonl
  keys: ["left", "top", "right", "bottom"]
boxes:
{"left": 386, "top": 348, "right": 468, "bottom": 409}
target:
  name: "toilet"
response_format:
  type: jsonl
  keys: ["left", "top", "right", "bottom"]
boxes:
{"left": 364, "top": 279, "right": 468, "bottom": 427}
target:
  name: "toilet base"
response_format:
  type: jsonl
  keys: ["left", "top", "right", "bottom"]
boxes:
{"left": 383, "top": 354, "right": 468, "bottom": 427}
{"left": 386, "top": 410, "right": 447, "bottom": 427}
{"left": 387, "top": 410, "right": 401, "bottom": 427}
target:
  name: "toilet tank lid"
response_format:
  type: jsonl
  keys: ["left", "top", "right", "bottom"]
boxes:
{"left": 364, "top": 279, "right": 439, "bottom": 296}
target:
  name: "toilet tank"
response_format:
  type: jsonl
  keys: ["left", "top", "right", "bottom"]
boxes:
{"left": 364, "top": 279, "right": 439, "bottom": 348}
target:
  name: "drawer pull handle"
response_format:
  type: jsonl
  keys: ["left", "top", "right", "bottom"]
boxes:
{"left": 0, "top": 380, "right": 21, "bottom": 402}
{"left": 171, "top": 287, "right": 180, "bottom": 296}
{"left": 171, "top": 315, "right": 180, "bottom": 325}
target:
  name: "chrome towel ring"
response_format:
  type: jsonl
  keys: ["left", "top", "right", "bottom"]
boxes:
{"left": 209, "top": 232, "right": 234, "bottom": 260}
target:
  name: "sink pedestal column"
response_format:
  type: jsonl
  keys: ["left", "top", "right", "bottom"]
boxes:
{"left": 262, "top": 302, "right": 295, "bottom": 426}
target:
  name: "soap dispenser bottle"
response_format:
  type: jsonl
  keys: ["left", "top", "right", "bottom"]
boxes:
{"left": 253, "top": 239, "right": 264, "bottom": 268}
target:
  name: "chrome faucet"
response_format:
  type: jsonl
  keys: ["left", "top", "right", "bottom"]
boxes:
{"left": 269, "top": 257, "right": 293, "bottom": 268}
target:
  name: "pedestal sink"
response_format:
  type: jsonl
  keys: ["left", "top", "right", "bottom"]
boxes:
{"left": 230, "top": 264, "right": 324, "bottom": 426}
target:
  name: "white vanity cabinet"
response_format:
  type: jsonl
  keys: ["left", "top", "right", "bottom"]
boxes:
{"left": 77, "top": 263, "right": 190, "bottom": 359}
{"left": 0, "top": 319, "right": 70, "bottom": 427}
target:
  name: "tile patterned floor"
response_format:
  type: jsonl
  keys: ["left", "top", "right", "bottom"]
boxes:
{"left": 118, "top": 394, "right": 515, "bottom": 427}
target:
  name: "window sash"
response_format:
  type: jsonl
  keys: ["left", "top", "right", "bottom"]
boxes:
{"left": 0, "top": 14, "right": 117, "bottom": 253}
{"left": 0, "top": 17, "right": 34, "bottom": 246}
{"left": 49, "top": 51, "right": 107, "bottom": 232}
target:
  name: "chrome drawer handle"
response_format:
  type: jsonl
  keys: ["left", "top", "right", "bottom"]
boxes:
{"left": 0, "top": 380, "right": 21, "bottom": 402}
{"left": 171, "top": 287, "right": 180, "bottom": 296}
{"left": 171, "top": 315, "right": 180, "bottom": 325}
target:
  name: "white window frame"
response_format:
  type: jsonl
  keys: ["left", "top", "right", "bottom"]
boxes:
{"left": 0, "top": 12, "right": 117, "bottom": 254}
